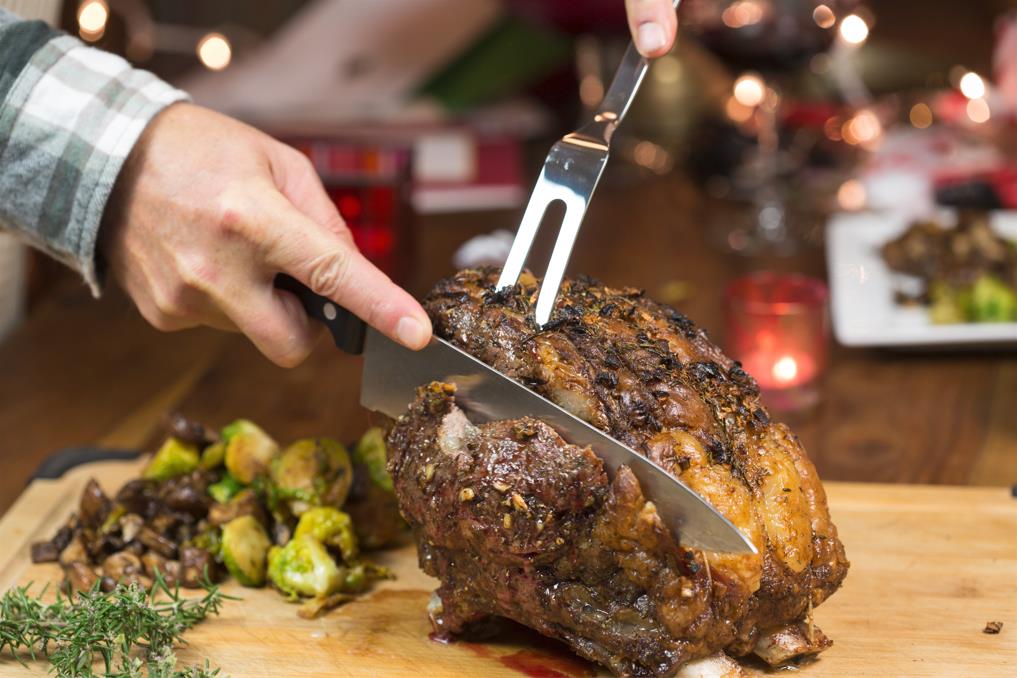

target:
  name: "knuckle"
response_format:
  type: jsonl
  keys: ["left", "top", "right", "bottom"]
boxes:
{"left": 151, "top": 281, "right": 191, "bottom": 321}
{"left": 306, "top": 248, "right": 352, "bottom": 299}
{"left": 215, "top": 188, "right": 254, "bottom": 238}
{"left": 175, "top": 254, "right": 215, "bottom": 292}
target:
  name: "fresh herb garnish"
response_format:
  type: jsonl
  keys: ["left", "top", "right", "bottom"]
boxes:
{"left": 0, "top": 572, "right": 230, "bottom": 677}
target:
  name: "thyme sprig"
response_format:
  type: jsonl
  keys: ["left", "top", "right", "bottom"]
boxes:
{"left": 0, "top": 572, "right": 231, "bottom": 678}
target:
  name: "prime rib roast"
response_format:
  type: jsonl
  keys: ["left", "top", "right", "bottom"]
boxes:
{"left": 386, "top": 268, "right": 849, "bottom": 677}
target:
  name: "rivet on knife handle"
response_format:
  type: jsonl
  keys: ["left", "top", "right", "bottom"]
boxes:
{"left": 274, "top": 273, "right": 366, "bottom": 355}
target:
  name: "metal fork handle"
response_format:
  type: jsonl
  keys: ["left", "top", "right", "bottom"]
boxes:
{"left": 496, "top": 0, "right": 680, "bottom": 324}
{"left": 581, "top": 0, "right": 683, "bottom": 147}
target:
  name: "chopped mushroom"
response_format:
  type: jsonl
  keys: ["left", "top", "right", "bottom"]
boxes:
{"left": 101, "top": 551, "right": 150, "bottom": 587}
{"left": 138, "top": 526, "right": 177, "bottom": 558}
{"left": 79, "top": 479, "right": 112, "bottom": 529}
{"left": 65, "top": 561, "right": 99, "bottom": 592}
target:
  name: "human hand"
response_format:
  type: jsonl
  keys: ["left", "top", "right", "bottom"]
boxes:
{"left": 625, "top": 0, "right": 679, "bottom": 57}
{"left": 100, "top": 103, "right": 432, "bottom": 367}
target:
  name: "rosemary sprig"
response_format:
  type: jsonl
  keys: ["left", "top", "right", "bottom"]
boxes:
{"left": 0, "top": 572, "right": 231, "bottom": 678}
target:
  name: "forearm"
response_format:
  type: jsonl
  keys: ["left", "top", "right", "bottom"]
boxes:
{"left": 0, "top": 8, "right": 188, "bottom": 295}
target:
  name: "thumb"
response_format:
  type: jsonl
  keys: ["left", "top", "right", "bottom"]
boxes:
{"left": 626, "top": 0, "right": 678, "bottom": 58}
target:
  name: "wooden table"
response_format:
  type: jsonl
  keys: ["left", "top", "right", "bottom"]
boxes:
{"left": 1, "top": 173, "right": 1015, "bottom": 514}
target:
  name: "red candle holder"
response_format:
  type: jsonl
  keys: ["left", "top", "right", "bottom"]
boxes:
{"left": 724, "top": 272, "right": 829, "bottom": 413}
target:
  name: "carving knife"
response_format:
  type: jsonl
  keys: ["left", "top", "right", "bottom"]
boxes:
{"left": 276, "top": 274, "right": 757, "bottom": 555}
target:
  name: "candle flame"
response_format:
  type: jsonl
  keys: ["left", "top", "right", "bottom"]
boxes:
{"left": 772, "top": 356, "right": 799, "bottom": 383}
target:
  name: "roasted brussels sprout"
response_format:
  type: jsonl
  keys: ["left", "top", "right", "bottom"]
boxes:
{"left": 220, "top": 514, "right": 272, "bottom": 586}
{"left": 207, "top": 473, "right": 243, "bottom": 504}
{"left": 266, "top": 535, "right": 342, "bottom": 599}
{"left": 270, "top": 438, "right": 352, "bottom": 515}
{"left": 143, "top": 438, "right": 200, "bottom": 482}
{"left": 294, "top": 507, "right": 357, "bottom": 562}
{"left": 200, "top": 441, "right": 226, "bottom": 470}
{"left": 347, "top": 427, "right": 405, "bottom": 550}
{"left": 223, "top": 419, "right": 279, "bottom": 484}
{"left": 352, "top": 427, "right": 393, "bottom": 492}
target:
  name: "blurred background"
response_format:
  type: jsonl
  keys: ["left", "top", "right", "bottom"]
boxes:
{"left": 1, "top": 0, "right": 1015, "bottom": 511}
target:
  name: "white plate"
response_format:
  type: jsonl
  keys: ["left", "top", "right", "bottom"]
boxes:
{"left": 826, "top": 210, "right": 1017, "bottom": 348}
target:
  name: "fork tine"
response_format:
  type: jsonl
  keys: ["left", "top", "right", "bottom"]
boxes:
{"left": 496, "top": 170, "right": 553, "bottom": 291}
{"left": 534, "top": 192, "right": 590, "bottom": 327}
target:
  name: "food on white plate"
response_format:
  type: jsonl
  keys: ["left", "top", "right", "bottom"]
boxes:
{"left": 881, "top": 210, "right": 1017, "bottom": 323}
{"left": 31, "top": 418, "right": 402, "bottom": 618}
{"left": 387, "top": 268, "right": 849, "bottom": 677}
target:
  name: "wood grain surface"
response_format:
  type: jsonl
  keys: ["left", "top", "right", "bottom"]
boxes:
{"left": 0, "top": 459, "right": 1014, "bottom": 678}
{"left": 1, "top": 175, "right": 1015, "bottom": 516}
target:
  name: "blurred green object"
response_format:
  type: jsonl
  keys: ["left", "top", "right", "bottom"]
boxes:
{"left": 969, "top": 276, "right": 1017, "bottom": 323}
{"left": 418, "top": 15, "right": 571, "bottom": 112}
{"left": 929, "top": 275, "right": 1017, "bottom": 324}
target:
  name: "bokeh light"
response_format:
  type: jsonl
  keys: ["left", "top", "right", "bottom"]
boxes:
{"left": 966, "top": 98, "right": 990, "bottom": 124}
{"left": 841, "top": 110, "right": 882, "bottom": 146}
{"left": 839, "top": 14, "right": 869, "bottom": 45}
{"left": 733, "top": 73, "right": 765, "bottom": 107}
{"left": 813, "top": 4, "right": 836, "bottom": 29}
{"left": 78, "top": 0, "right": 108, "bottom": 42}
{"left": 837, "top": 180, "right": 867, "bottom": 210}
{"left": 909, "top": 103, "right": 933, "bottom": 129}
{"left": 722, "top": 1, "right": 765, "bottom": 29}
{"left": 959, "top": 72, "right": 986, "bottom": 100}
{"left": 197, "top": 33, "right": 232, "bottom": 71}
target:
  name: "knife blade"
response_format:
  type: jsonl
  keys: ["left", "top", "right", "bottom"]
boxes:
{"left": 360, "top": 328, "right": 757, "bottom": 555}
{"left": 274, "top": 274, "right": 756, "bottom": 555}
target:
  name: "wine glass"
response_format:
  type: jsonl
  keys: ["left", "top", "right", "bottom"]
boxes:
{"left": 683, "top": 0, "right": 854, "bottom": 254}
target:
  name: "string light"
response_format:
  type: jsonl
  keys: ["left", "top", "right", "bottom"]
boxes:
{"left": 77, "top": 0, "right": 108, "bottom": 42}
{"left": 839, "top": 14, "right": 869, "bottom": 45}
{"left": 909, "top": 103, "right": 933, "bottom": 129}
{"left": 733, "top": 73, "right": 765, "bottom": 107}
{"left": 812, "top": 4, "right": 836, "bottom": 29}
{"left": 197, "top": 33, "right": 232, "bottom": 71}
{"left": 958, "top": 72, "right": 986, "bottom": 100}
{"left": 966, "top": 98, "right": 990, "bottom": 124}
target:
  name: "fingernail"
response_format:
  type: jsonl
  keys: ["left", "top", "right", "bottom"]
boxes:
{"left": 636, "top": 22, "right": 666, "bottom": 55}
{"left": 396, "top": 315, "right": 430, "bottom": 349}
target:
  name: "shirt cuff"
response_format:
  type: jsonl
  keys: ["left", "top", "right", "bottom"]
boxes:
{"left": 0, "top": 35, "right": 190, "bottom": 296}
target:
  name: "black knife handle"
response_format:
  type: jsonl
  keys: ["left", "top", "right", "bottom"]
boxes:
{"left": 274, "top": 273, "right": 366, "bottom": 355}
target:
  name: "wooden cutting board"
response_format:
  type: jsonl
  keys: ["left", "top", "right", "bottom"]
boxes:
{"left": 0, "top": 459, "right": 1014, "bottom": 678}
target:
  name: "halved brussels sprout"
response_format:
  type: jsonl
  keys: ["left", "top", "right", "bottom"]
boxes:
{"left": 270, "top": 438, "right": 352, "bottom": 515}
{"left": 220, "top": 514, "right": 271, "bottom": 586}
{"left": 200, "top": 441, "right": 226, "bottom": 470}
{"left": 294, "top": 507, "right": 357, "bottom": 562}
{"left": 352, "top": 427, "right": 393, "bottom": 491}
{"left": 267, "top": 535, "right": 343, "bottom": 599}
{"left": 143, "top": 438, "right": 200, "bottom": 482}
{"left": 223, "top": 419, "right": 279, "bottom": 484}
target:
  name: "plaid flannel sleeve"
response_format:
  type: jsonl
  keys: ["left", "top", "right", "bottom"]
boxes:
{"left": 0, "top": 8, "right": 189, "bottom": 295}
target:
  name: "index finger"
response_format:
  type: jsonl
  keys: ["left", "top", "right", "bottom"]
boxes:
{"left": 260, "top": 192, "right": 432, "bottom": 351}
